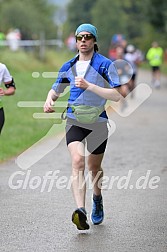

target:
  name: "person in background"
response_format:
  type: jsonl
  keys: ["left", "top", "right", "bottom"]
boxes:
{"left": 113, "top": 45, "right": 130, "bottom": 110}
{"left": 65, "top": 33, "right": 76, "bottom": 52}
{"left": 0, "top": 63, "right": 16, "bottom": 134}
{"left": 44, "top": 23, "right": 121, "bottom": 230}
{"left": 0, "top": 30, "right": 6, "bottom": 43}
{"left": 124, "top": 44, "right": 143, "bottom": 97}
{"left": 108, "top": 34, "right": 127, "bottom": 61}
{"left": 6, "top": 28, "right": 21, "bottom": 51}
{"left": 146, "top": 41, "right": 164, "bottom": 88}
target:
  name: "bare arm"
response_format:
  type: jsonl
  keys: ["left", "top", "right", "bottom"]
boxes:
{"left": 75, "top": 76, "right": 121, "bottom": 102}
{"left": 0, "top": 86, "right": 15, "bottom": 96}
{"left": 43, "top": 89, "right": 60, "bottom": 113}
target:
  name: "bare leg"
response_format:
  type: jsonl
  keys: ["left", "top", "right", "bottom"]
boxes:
{"left": 88, "top": 153, "right": 105, "bottom": 225}
{"left": 87, "top": 153, "right": 104, "bottom": 196}
{"left": 68, "top": 141, "right": 86, "bottom": 208}
{"left": 154, "top": 70, "right": 161, "bottom": 88}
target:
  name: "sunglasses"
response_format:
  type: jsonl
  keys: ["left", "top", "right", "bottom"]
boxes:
{"left": 76, "top": 34, "right": 94, "bottom": 41}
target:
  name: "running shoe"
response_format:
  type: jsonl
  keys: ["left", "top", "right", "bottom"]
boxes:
{"left": 91, "top": 195, "right": 104, "bottom": 225}
{"left": 72, "top": 208, "right": 90, "bottom": 230}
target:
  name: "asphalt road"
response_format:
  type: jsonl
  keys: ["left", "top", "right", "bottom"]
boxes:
{"left": 0, "top": 69, "right": 167, "bottom": 252}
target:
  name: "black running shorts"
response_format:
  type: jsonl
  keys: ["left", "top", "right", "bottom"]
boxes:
{"left": 65, "top": 118, "right": 108, "bottom": 154}
{"left": 0, "top": 107, "right": 5, "bottom": 134}
{"left": 152, "top": 66, "right": 160, "bottom": 72}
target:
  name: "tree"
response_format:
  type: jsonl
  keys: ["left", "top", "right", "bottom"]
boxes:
{"left": 147, "top": 0, "right": 167, "bottom": 32}
{"left": 92, "top": 0, "right": 127, "bottom": 54}
{"left": 0, "top": 0, "right": 57, "bottom": 39}
{"left": 64, "top": 0, "right": 166, "bottom": 54}
{"left": 65, "top": 0, "right": 147, "bottom": 55}
{"left": 65, "top": 0, "right": 97, "bottom": 33}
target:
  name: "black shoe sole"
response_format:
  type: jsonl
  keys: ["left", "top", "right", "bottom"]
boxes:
{"left": 72, "top": 209, "right": 90, "bottom": 230}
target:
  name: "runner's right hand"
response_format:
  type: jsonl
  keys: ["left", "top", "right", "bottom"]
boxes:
{"left": 43, "top": 99, "right": 55, "bottom": 113}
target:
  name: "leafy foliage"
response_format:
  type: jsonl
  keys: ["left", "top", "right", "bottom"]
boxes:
{"left": 65, "top": 0, "right": 167, "bottom": 54}
{"left": 147, "top": 0, "right": 167, "bottom": 32}
{"left": 0, "top": 0, "right": 57, "bottom": 39}
{"left": 0, "top": 48, "right": 75, "bottom": 162}
{"left": 65, "top": 0, "right": 97, "bottom": 33}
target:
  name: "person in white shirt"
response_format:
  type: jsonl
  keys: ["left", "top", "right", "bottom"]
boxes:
{"left": 0, "top": 63, "right": 16, "bottom": 134}
{"left": 124, "top": 44, "right": 143, "bottom": 97}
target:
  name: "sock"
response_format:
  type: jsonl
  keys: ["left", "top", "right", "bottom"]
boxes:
{"left": 79, "top": 207, "right": 87, "bottom": 214}
{"left": 93, "top": 194, "right": 102, "bottom": 201}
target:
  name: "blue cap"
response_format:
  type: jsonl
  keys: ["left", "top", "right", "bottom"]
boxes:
{"left": 75, "top": 23, "right": 98, "bottom": 41}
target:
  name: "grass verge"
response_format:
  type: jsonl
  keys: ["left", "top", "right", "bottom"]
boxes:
{"left": 0, "top": 48, "right": 74, "bottom": 162}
